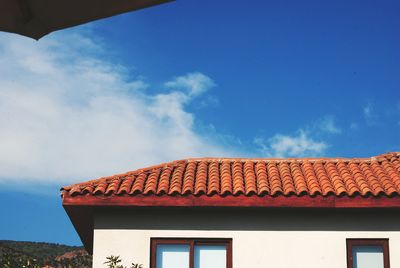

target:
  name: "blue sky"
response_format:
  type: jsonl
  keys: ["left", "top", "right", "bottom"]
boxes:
{"left": 0, "top": 0, "right": 399, "bottom": 246}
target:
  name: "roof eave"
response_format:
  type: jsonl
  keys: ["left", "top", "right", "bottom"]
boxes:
{"left": 62, "top": 192, "right": 400, "bottom": 209}
{"left": 62, "top": 192, "right": 400, "bottom": 254}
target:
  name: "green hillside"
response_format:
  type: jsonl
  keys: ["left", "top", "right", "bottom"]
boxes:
{"left": 0, "top": 240, "right": 92, "bottom": 268}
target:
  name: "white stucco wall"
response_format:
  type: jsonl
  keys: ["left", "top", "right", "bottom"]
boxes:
{"left": 92, "top": 208, "right": 400, "bottom": 268}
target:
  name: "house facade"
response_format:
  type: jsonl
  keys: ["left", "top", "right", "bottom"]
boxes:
{"left": 61, "top": 152, "right": 400, "bottom": 268}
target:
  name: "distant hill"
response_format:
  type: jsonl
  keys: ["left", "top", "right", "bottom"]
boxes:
{"left": 0, "top": 240, "right": 92, "bottom": 268}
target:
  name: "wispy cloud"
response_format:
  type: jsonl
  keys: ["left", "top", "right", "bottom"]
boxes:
{"left": 363, "top": 102, "right": 379, "bottom": 126}
{"left": 362, "top": 100, "right": 400, "bottom": 128}
{"left": 254, "top": 130, "right": 328, "bottom": 158}
{"left": 0, "top": 33, "right": 233, "bottom": 185}
{"left": 317, "top": 116, "right": 341, "bottom": 134}
{"left": 350, "top": 122, "right": 359, "bottom": 131}
{"left": 253, "top": 115, "right": 342, "bottom": 158}
{"left": 363, "top": 103, "right": 372, "bottom": 118}
{"left": 165, "top": 72, "right": 216, "bottom": 97}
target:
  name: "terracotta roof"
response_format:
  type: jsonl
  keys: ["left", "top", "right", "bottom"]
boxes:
{"left": 62, "top": 152, "right": 400, "bottom": 198}
{"left": 62, "top": 152, "right": 400, "bottom": 254}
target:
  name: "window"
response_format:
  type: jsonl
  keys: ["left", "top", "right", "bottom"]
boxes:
{"left": 151, "top": 238, "right": 232, "bottom": 268}
{"left": 347, "top": 239, "right": 390, "bottom": 268}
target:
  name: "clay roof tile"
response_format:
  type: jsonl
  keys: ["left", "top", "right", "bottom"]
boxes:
{"left": 62, "top": 152, "right": 400, "bottom": 199}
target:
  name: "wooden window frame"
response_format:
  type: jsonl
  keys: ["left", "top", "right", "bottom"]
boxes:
{"left": 346, "top": 239, "right": 390, "bottom": 268}
{"left": 150, "top": 238, "right": 232, "bottom": 268}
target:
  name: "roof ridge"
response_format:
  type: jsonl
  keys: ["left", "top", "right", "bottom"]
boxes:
{"left": 185, "top": 152, "right": 400, "bottom": 162}
{"left": 371, "top": 152, "right": 400, "bottom": 160}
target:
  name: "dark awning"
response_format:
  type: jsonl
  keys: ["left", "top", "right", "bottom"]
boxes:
{"left": 0, "top": 0, "right": 173, "bottom": 40}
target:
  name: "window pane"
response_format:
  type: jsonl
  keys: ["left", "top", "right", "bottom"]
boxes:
{"left": 353, "top": 246, "right": 384, "bottom": 268}
{"left": 194, "top": 245, "right": 226, "bottom": 268}
{"left": 156, "top": 244, "right": 190, "bottom": 268}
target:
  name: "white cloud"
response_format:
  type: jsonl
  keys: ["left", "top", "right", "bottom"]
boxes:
{"left": 198, "top": 95, "right": 219, "bottom": 109}
{"left": 0, "top": 33, "right": 233, "bottom": 185}
{"left": 254, "top": 130, "right": 328, "bottom": 158}
{"left": 318, "top": 116, "right": 341, "bottom": 134}
{"left": 253, "top": 115, "right": 341, "bottom": 158}
{"left": 363, "top": 102, "right": 379, "bottom": 126}
{"left": 363, "top": 103, "right": 373, "bottom": 118}
{"left": 165, "top": 72, "right": 216, "bottom": 97}
{"left": 350, "top": 122, "right": 359, "bottom": 131}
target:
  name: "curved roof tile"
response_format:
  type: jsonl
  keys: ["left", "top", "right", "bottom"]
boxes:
{"left": 62, "top": 152, "right": 400, "bottom": 198}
